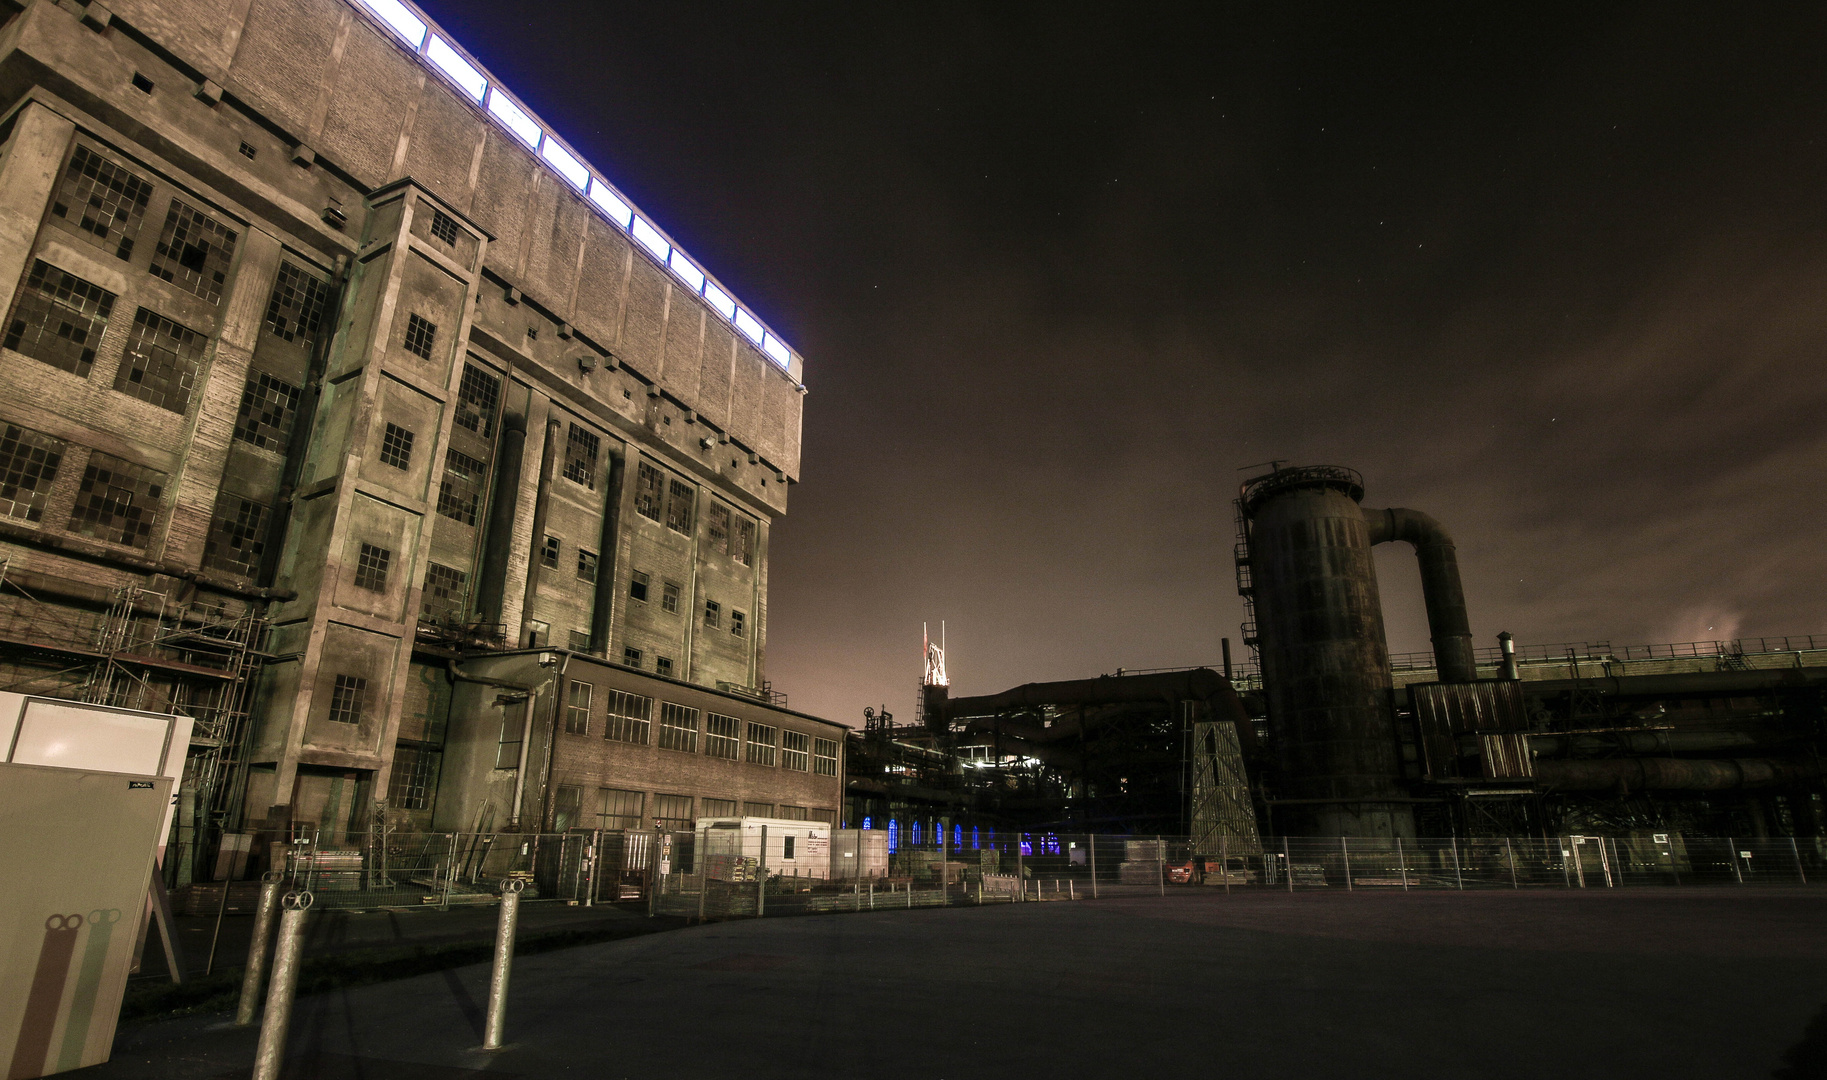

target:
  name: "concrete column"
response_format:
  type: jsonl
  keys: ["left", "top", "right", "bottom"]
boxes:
{"left": 0, "top": 102, "right": 74, "bottom": 314}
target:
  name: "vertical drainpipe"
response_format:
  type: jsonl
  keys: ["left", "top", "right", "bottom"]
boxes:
{"left": 589, "top": 452, "right": 627, "bottom": 656}
{"left": 519, "top": 419, "right": 560, "bottom": 647}
{"left": 682, "top": 482, "right": 702, "bottom": 683}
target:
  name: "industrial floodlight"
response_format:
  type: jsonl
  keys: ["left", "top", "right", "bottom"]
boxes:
{"left": 357, "top": 0, "right": 425, "bottom": 47}
{"left": 587, "top": 179, "right": 633, "bottom": 228}
{"left": 541, "top": 139, "right": 589, "bottom": 189}
{"left": 668, "top": 250, "right": 705, "bottom": 292}
{"left": 486, "top": 87, "right": 541, "bottom": 148}
{"left": 425, "top": 36, "right": 484, "bottom": 102}
{"left": 631, "top": 217, "right": 669, "bottom": 262}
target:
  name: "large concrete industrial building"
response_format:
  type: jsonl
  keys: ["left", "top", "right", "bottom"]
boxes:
{"left": 0, "top": 0, "right": 842, "bottom": 879}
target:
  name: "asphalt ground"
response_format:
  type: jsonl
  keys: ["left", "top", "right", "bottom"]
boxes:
{"left": 82, "top": 887, "right": 1827, "bottom": 1079}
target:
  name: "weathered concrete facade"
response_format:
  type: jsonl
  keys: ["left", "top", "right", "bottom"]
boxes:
{"left": 0, "top": 0, "right": 812, "bottom": 853}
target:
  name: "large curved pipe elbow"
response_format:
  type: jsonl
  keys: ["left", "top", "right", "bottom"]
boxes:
{"left": 1363, "top": 507, "right": 1477, "bottom": 683}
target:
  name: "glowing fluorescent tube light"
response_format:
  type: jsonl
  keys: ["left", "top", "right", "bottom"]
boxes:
{"left": 703, "top": 283, "right": 736, "bottom": 319}
{"left": 357, "top": 0, "right": 425, "bottom": 47}
{"left": 761, "top": 333, "right": 791, "bottom": 367}
{"left": 631, "top": 217, "right": 669, "bottom": 262}
{"left": 425, "top": 36, "right": 485, "bottom": 103}
{"left": 486, "top": 88, "right": 541, "bottom": 148}
{"left": 541, "top": 140, "right": 589, "bottom": 190}
{"left": 668, "top": 250, "right": 705, "bottom": 292}
{"left": 734, "top": 308, "right": 765, "bottom": 345}
{"left": 586, "top": 179, "right": 632, "bottom": 228}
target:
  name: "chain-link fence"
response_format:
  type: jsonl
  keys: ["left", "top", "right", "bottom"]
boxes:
{"left": 185, "top": 826, "right": 1822, "bottom": 915}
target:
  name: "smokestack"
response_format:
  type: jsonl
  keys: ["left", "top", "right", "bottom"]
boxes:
{"left": 1498, "top": 631, "right": 1519, "bottom": 680}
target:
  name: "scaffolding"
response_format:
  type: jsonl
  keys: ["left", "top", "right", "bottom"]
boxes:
{"left": 0, "top": 560, "right": 267, "bottom": 877}
{"left": 1189, "top": 719, "right": 1262, "bottom": 855}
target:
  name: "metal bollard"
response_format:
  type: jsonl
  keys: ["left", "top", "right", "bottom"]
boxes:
{"left": 236, "top": 872, "right": 284, "bottom": 1027}
{"left": 481, "top": 878, "right": 523, "bottom": 1050}
{"left": 250, "top": 890, "right": 312, "bottom": 1080}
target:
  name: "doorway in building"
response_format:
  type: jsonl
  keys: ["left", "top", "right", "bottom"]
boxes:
{"left": 292, "top": 766, "right": 373, "bottom": 847}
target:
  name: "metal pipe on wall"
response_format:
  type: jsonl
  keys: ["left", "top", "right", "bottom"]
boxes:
{"left": 588, "top": 452, "right": 627, "bottom": 654}
{"left": 1362, "top": 506, "right": 1476, "bottom": 683}
{"left": 475, "top": 410, "right": 529, "bottom": 625}
{"left": 518, "top": 418, "right": 561, "bottom": 646}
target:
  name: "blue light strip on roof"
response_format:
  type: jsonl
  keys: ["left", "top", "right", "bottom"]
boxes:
{"left": 350, "top": 0, "right": 800, "bottom": 377}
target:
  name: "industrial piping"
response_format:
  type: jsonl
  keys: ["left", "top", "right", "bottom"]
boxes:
{"left": 1361, "top": 507, "right": 1476, "bottom": 683}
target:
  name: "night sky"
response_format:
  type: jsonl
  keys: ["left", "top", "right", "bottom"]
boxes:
{"left": 420, "top": 2, "right": 1827, "bottom": 724}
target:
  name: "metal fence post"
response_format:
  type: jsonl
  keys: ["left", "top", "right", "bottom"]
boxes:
{"left": 585, "top": 829, "right": 599, "bottom": 907}
{"left": 1560, "top": 837, "right": 1572, "bottom": 888}
{"left": 1396, "top": 837, "right": 1409, "bottom": 890}
{"left": 1341, "top": 837, "right": 1352, "bottom": 892}
{"left": 1016, "top": 839, "right": 1024, "bottom": 902}
{"left": 1158, "top": 835, "right": 1165, "bottom": 897}
{"left": 1792, "top": 836, "right": 1808, "bottom": 885}
{"left": 756, "top": 825, "right": 767, "bottom": 917}
{"left": 1451, "top": 837, "right": 1464, "bottom": 891}
{"left": 442, "top": 834, "right": 456, "bottom": 910}
{"left": 1283, "top": 837, "right": 1294, "bottom": 893}
{"left": 1505, "top": 837, "right": 1518, "bottom": 889}
{"left": 1221, "top": 835, "right": 1230, "bottom": 895}
{"left": 235, "top": 871, "right": 284, "bottom": 1026}
{"left": 1729, "top": 838, "right": 1743, "bottom": 884}
{"left": 250, "top": 891, "right": 312, "bottom": 1080}
{"left": 1088, "top": 833, "right": 1098, "bottom": 899}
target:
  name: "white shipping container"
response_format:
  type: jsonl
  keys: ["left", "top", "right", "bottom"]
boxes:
{"left": 696, "top": 818, "right": 833, "bottom": 880}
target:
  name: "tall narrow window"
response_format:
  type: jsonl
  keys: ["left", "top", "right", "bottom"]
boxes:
{"left": 387, "top": 745, "right": 440, "bottom": 810}
{"left": 402, "top": 313, "right": 438, "bottom": 360}
{"left": 746, "top": 723, "right": 777, "bottom": 767}
{"left": 421, "top": 562, "right": 467, "bottom": 622}
{"left": 565, "top": 681, "right": 592, "bottom": 736}
{"left": 634, "top": 461, "right": 663, "bottom": 520}
{"left": 0, "top": 424, "right": 64, "bottom": 524}
{"left": 378, "top": 423, "right": 415, "bottom": 470}
{"left": 264, "top": 261, "right": 331, "bottom": 348}
{"left": 576, "top": 548, "right": 598, "bottom": 583}
{"left": 661, "top": 581, "right": 680, "bottom": 614}
{"left": 731, "top": 610, "right": 746, "bottom": 638}
{"left": 665, "top": 479, "right": 694, "bottom": 534}
{"left": 605, "top": 691, "right": 652, "bottom": 744}
{"left": 597, "top": 788, "right": 644, "bottom": 830}
{"left": 232, "top": 372, "right": 302, "bottom": 451}
{"left": 437, "top": 449, "right": 485, "bottom": 526}
{"left": 702, "top": 599, "right": 720, "bottom": 630}
{"left": 453, "top": 364, "right": 500, "bottom": 438}
{"left": 4, "top": 260, "right": 116, "bottom": 376}
{"left": 68, "top": 452, "right": 164, "bottom": 549}
{"left": 353, "top": 542, "right": 392, "bottom": 591}
{"left": 327, "top": 675, "right": 366, "bottom": 725}
{"left": 707, "top": 502, "right": 730, "bottom": 553}
{"left": 52, "top": 146, "right": 152, "bottom": 260}
{"left": 148, "top": 199, "right": 238, "bottom": 304}
{"left": 563, "top": 423, "right": 599, "bottom": 489}
{"left": 782, "top": 731, "right": 809, "bottom": 772}
{"left": 115, "top": 308, "right": 205, "bottom": 412}
{"left": 541, "top": 535, "right": 560, "bottom": 570}
{"left": 731, "top": 516, "right": 755, "bottom": 566}
{"left": 813, "top": 737, "right": 839, "bottom": 776}
{"left": 202, "top": 493, "right": 268, "bottom": 578}
{"left": 658, "top": 702, "right": 699, "bottom": 753}
{"left": 705, "top": 715, "right": 740, "bottom": 759}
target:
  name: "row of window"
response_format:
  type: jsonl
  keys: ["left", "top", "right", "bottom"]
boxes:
{"left": 53, "top": 145, "right": 239, "bottom": 304}
{"left": 576, "top": 788, "right": 833, "bottom": 832}
{"left": 0, "top": 422, "right": 166, "bottom": 548}
{"left": 628, "top": 570, "right": 746, "bottom": 637}
{"left": 561, "top": 683, "right": 838, "bottom": 775}
{"left": 633, "top": 461, "right": 754, "bottom": 565}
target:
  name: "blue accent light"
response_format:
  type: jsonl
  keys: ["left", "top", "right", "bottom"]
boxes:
{"left": 862, "top": 816, "right": 872, "bottom": 830}
{"left": 486, "top": 88, "right": 541, "bottom": 147}
{"left": 358, "top": 0, "right": 425, "bottom": 47}
{"left": 888, "top": 819, "right": 898, "bottom": 852}
{"left": 971, "top": 827, "right": 979, "bottom": 850}
{"left": 541, "top": 140, "right": 590, "bottom": 190}
{"left": 761, "top": 333, "right": 790, "bottom": 367}
{"left": 425, "top": 36, "right": 484, "bottom": 102}
{"left": 954, "top": 824, "right": 962, "bottom": 849}
{"left": 912, "top": 821, "right": 921, "bottom": 846}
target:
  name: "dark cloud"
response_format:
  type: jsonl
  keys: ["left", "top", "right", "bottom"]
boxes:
{"left": 423, "top": 1, "right": 1827, "bottom": 722}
